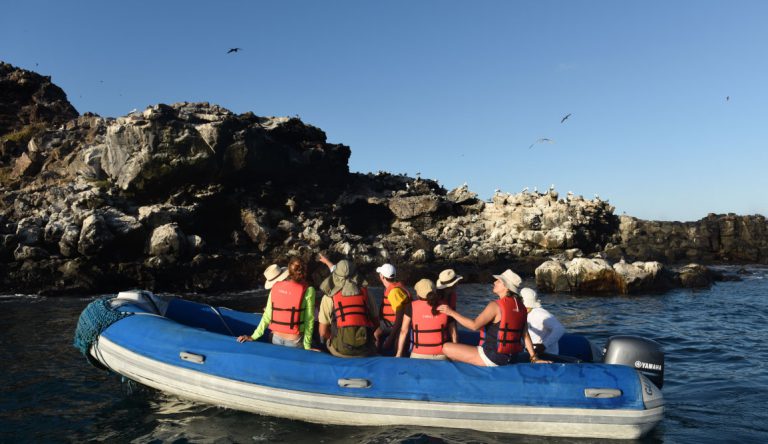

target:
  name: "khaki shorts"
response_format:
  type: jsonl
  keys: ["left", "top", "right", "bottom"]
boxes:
{"left": 327, "top": 339, "right": 375, "bottom": 358}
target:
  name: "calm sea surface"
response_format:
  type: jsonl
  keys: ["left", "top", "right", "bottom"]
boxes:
{"left": 1, "top": 266, "right": 766, "bottom": 443}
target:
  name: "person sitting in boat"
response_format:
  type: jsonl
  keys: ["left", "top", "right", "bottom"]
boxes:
{"left": 237, "top": 258, "right": 316, "bottom": 350}
{"left": 396, "top": 278, "right": 457, "bottom": 360}
{"left": 372, "top": 263, "right": 411, "bottom": 352}
{"left": 437, "top": 269, "right": 543, "bottom": 367}
{"left": 435, "top": 268, "right": 462, "bottom": 343}
{"left": 520, "top": 287, "right": 565, "bottom": 357}
{"left": 318, "top": 260, "right": 379, "bottom": 357}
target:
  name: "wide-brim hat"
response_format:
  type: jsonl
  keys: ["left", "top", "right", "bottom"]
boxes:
{"left": 492, "top": 269, "right": 522, "bottom": 295}
{"left": 264, "top": 264, "right": 289, "bottom": 290}
{"left": 414, "top": 278, "right": 436, "bottom": 299}
{"left": 435, "top": 269, "right": 463, "bottom": 289}
{"left": 520, "top": 287, "right": 542, "bottom": 308}
{"left": 320, "top": 260, "right": 362, "bottom": 297}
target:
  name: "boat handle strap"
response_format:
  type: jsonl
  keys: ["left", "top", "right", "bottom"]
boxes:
{"left": 338, "top": 378, "right": 371, "bottom": 389}
{"left": 584, "top": 388, "right": 622, "bottom": 398}
{"left": 180, "top": 351, "right": 206, "bottom": 364}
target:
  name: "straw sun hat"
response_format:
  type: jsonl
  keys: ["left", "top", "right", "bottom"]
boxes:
{"left": 435, "top": 269, "right": 463, "bottom": 289}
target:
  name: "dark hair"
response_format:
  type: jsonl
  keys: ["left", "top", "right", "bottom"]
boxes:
{"left": 426, "top": 290, "right": 442, "bottom": 315}
{"left": 287, "top": 257, "right": 306, "bottom": 283}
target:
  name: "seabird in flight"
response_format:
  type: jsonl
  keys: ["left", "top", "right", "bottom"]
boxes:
{"left": 227, "top": 48, "right": 242, "bottom": 54}
{"left": 528, "top": 138, "right": 554, "bottom": 149}
{"left": 560, "top": 113, "right": 572, "bottom": 123}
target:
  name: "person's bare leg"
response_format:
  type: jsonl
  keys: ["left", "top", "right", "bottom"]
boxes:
{"left": 442, "top": 342, "right": 487, "bottom": 366}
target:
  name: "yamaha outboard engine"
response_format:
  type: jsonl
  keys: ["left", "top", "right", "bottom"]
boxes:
{"left": 604, "top": 335, "right": 664, "bottom": 389}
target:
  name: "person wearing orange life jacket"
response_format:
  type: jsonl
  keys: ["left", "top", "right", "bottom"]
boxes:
{"left": 438, "top": 269, "right": 547, "bottom": 367}
{"left": 396, "top": 279, "right": 457, "bottom": 360}
{"left": 435, "top": 268, "right": 462, "bottom": 343}
{"left": 372, "top": 263, "right": 411, "bottom": 352}
{"left": 318, "top": 260, "right": 379, "bottom": 357}
{"left": 237, "top": 258, "right": 316, "bottom": 350}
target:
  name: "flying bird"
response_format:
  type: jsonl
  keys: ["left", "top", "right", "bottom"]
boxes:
{"left": 528, "top": 138, "right": 555, "bottom": 149}
{"left": 726, "top": 96, "right": 730, "bottom": 102}
{"left": 560, "top": 113, "right": 572, "bottom": 123}
{"left": 227, "top": 48, "right": 242, "bottom": 54}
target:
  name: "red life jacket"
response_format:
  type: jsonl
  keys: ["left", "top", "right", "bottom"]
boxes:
{"left": 269, "top": 280, "right": 308, "bottom": 334}
{"left": 410, "top": 300, "right": 449, "bottom": 355}
{"left": 380, "top": 282, "right": 411, "bottom": 327}
{"left": 479, "top": 296, "right": 527, "bottom": 355}
{"left": 333, "top": 288, "right": 374, "bottom": 328}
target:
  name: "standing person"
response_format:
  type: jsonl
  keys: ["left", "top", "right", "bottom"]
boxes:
{"left": 317, "top": 260, "right": 379, "bottom": 357}
{"left": 435, "top": 268, "right": 462, "bottom": 343}
{"left": 373, "top": 263, "right": 411, "bottom": 352}
{"left": 237, "top": 258, "right": 316, "bottom": 350}
{"left": 438, "top": 269, "right": 545, "bottom": 367}
{"left": 520, "top": 288, "right": 566, "bottom": 356}
{"left": 396, "top": 279, "right": 456, "bottom": 360}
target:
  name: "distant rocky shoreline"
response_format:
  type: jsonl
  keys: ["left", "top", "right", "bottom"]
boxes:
{"left": 1, "top": 62, "right": 766, "bottom": 295}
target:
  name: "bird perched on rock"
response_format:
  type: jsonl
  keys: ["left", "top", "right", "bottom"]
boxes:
{"left": 227, "top": 48, "right": 242, "bottom": 54}
{"left": 560, "top": 113, "right": 572, "bottom": 123}
{"left": 528, "top": 138, "right": 554, "bottom": 149}
{"left": 286, "top": 197, "right": 296, "bottom": 213}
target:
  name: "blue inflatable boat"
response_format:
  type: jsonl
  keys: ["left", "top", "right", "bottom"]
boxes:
{"left": 74, "top": 291, "right": 664, "bottom": 439}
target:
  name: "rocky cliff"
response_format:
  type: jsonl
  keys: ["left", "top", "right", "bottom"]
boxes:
{"left": 1, "top": 62, "right": 764, "bottom": 295}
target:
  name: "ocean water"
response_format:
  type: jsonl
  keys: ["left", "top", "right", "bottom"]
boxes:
{"left": 1, "top": 266, "right": 766, "bottom": 443}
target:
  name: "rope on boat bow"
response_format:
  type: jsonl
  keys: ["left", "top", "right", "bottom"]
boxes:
{"left": 73, "top": 296, "right": 133, "bottom": 369}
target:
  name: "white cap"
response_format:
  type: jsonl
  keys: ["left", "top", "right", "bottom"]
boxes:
{"left": 375, "top": 263, "right": 396, "bottom": 279}
{"left": 520, "top": 287, "right": 542, "bottom": 308}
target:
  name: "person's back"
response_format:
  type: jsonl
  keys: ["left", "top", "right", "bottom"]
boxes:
{"left": 521, "top": 288, "right": 565, "bottom": 355}
{"left": 410, "top": 299, "right": 450, "bottom": 359}
{"left": 318, "top": 260, "right": 378, "bottom": 358}
{"left": 328, "top": 287, "right": 375, "bottom": 356}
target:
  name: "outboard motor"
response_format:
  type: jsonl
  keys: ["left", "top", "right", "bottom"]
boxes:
{"left": 603, "top": 335, "right": 664, "bottom": 389}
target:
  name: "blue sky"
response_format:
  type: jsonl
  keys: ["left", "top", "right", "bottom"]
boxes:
{"left": 3, "top": 1, "right": 767, "bottom": 221}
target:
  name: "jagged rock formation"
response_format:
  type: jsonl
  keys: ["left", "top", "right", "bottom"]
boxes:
{"left": 0, "top": 62, "right": 79, "bottom": 164}
{"left": 0, "top": 62, "right": 763, "bottom": 295}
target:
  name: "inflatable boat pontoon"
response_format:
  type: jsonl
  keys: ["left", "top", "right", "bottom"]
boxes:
{"left": 74, "top": 291, "right": 665, "bottom": 439}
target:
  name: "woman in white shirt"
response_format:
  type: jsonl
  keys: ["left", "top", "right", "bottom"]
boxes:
{"left": 520, "top": 288, "right": 565, "bottom": 355}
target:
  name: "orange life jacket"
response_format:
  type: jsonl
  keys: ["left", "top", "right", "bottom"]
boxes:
{"left": 333, "top": 288, "right": 374, "bottom": 328}
{"left": 380, "top": 282, "right": 411, "bottom": 327}
{"left": 479, "top": 296, "right": 527, "bottom": 355}
{"left": 268, "top": 280, "right": 308, "bottom": 334}
{"left": 410, "top": 300, "right": 449, "bottom": 355}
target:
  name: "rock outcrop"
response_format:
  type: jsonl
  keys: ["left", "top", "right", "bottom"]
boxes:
{"left": 0, "top": 62, "right": 763, "bottom": 295}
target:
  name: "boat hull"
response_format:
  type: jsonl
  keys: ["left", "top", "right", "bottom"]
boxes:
{"left": 85, "top": 297, "right": 663, "bottom": 439}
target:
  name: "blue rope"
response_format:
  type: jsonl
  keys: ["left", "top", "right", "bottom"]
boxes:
{"left": 73, "top": 296, "right": 133, "bottom": 368}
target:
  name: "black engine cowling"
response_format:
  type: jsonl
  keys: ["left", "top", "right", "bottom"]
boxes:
{"left": 603, "top": 335, "right": 664, "bottom": 389}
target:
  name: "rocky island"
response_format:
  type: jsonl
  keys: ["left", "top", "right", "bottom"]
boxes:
{"left": 1, "top": 62, "right": 766, "bottom": 295}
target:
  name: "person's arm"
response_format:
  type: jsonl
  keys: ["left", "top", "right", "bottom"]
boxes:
{"left": 437, "top": 301, "right": 496, "bottom": 332}
{"left": 396, "top": 310, "right": 412, "bottom": 357}
{"left": 317, "top": 253, "right": 334, "bottom": 271}
{"left": 526, "top": 327, "right": 550, "bottom": 363}
{"left": 238, "top": 292, "right": 273, "bottom": 342}
{"left": 318, "top": 296, "right": 333, "bottom": 341}
{"left": 542, "top": 315, "right": 566, "bottom": 351}
{"left": 301, "top": 286, "right": 316, "bottom": 350}
{"left": 383, "top": 288, "right": 408, "bottom": 349}
{"left": 449, "top": 320, "right": 458, "bottom": 343}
